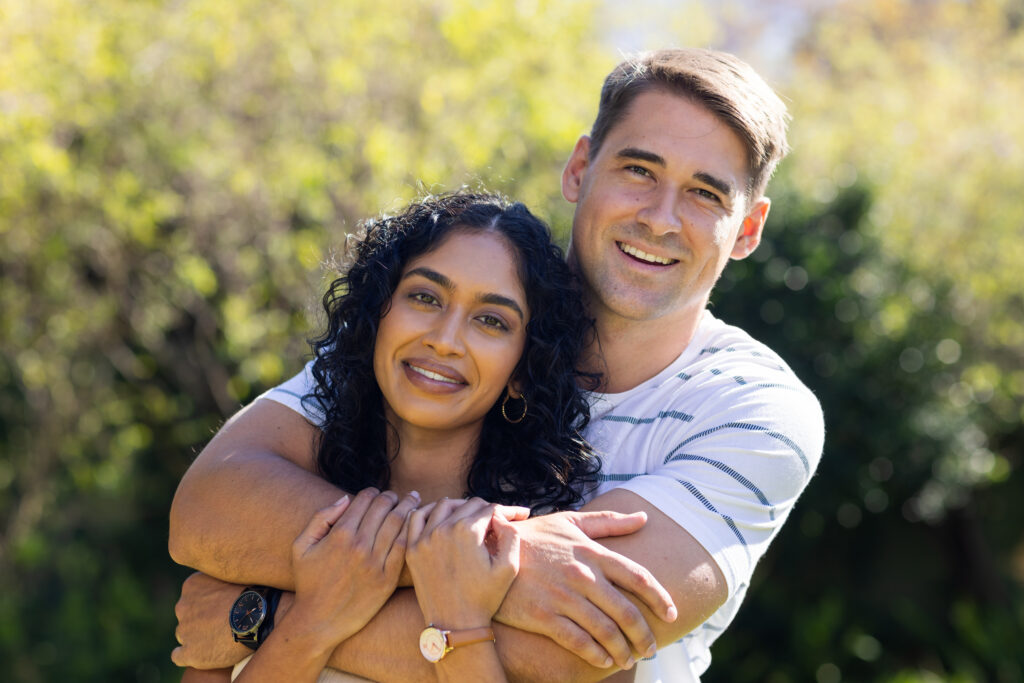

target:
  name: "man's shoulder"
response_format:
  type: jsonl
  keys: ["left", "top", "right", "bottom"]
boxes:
{"left": 591, "top": 313, "right": 824, "bottom": 459}
{"left": 627, "top": 313, "right": 818, "bottom": 408}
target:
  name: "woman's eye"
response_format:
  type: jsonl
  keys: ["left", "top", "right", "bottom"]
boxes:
{"left": 478, "top": 314, "right": 508, "bottom": 331}
{"left": 410, "top": 292, "right": 439, "bottom": 306}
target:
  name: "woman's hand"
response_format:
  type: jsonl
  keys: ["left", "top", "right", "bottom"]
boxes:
{"left": 288, "top": 487, "right": 419, "bottom": 651}
{"left": 406, "top": 497, "right": 525, "bottom": 629}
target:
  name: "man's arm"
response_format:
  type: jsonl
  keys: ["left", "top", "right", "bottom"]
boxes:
{"left": 172, "top": 492, "right": 722, "bottom": 682}
{"left": 169, "top": 398, "right": 341, "bottom": 588}
{"left": 169, "top": 398, "right": 683, "bottom": 674}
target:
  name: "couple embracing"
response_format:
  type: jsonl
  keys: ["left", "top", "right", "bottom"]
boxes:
{"left": 170, "top": 48, "right": 824, "bottom": 682}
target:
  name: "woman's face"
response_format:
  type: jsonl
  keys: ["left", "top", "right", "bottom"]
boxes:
{"left": 373, "top": 229, "right": 530, "bottom": 435}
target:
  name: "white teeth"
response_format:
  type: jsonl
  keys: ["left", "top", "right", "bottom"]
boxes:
{"left": 408, "top": 364, "right": 461, "bottom": 384}
{"left": 618, "top": 243, "right": 675, "bottom": 265}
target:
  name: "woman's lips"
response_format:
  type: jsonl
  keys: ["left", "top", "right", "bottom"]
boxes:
{"left": 402, "top": 361, "right": 467, "bottom": 393}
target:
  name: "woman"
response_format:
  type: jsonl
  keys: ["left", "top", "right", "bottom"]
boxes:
{"left": 198, "top": 190, "right": 603, "bottom": 681}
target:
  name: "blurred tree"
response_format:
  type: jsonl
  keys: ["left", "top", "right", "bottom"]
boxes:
{"left": 706, "top": 183, "right": 1023, "bottom": 682}
{"left": 783, "top": 0, "right": 1023, "bottom": 518}
{"left": 0, "top": 0, "right": 609, "bottom": 680}
{"left": 702, "top": 1, "right": 1024, "bottom": 678}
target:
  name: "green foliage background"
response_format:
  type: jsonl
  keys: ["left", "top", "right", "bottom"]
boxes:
{"left": 1, "top": 0, "right": 1021, "bottom": 681}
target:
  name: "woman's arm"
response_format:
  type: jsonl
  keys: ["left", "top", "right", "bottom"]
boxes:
{"left": 233, "top": 490, "right": 416, "bottom": 683}
{"left": 406, "top": 498, "right": 526, "bottom": 683}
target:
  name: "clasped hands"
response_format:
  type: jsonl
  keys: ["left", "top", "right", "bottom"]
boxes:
{"left": 172, "top": 487, "right": 677, "bottom": 672}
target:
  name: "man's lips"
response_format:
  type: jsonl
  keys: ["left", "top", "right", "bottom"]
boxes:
{"left": 616, "top": 241, "right": 678, "bottom": 266}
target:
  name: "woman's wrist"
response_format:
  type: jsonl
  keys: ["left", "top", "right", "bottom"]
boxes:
{"left": 282, "top": 595, "right": 360, "bottom": 656}
{"left": 421, "top": 605, "right": 494, "bottom": 631}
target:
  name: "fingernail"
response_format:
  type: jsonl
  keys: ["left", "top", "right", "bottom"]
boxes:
{"left": 645, "top": 643, "right": 657, "bottom": 658}
{"left": 602, "top": 656, "right": 613, "bottom": 668}
{"left": 333, "top": 495, "right": 349, "bottom": 506}
{"left": 666, "top": 605, "right": 678, "bottom": 621}
{"left": 625, "top": 656, "right": 635, "bottom": 668}
{"left": 410, "top": 490, "right": 420, "bottom": 501}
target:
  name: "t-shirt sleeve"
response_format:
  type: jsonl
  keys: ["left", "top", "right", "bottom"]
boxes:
{"left": 615, "top": 369, "right": 825, "bottom": 597}
{"left": 258, "top": 360, "right": 326, "bottom": 426}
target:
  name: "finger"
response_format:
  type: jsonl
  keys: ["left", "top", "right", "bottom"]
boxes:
{"left": 372, "top": 490, "right": 419, "bottom": 557}
{"left": 354, "top": 490, "right": 400, "bottom": 540}
{"left": 171, "top": 645, "right": 183, "bottom": 666}
{"left": 570, "top": 510, "right": 647, "bottom": 539}
{"left": 425, "top": 497, "right": 492, "bottom": 536}
{"left": 574, "top": 575, "right": 656, "bottom": 664}
{"left": 490, "top": 515, "right": 520, "bottom": 574}
{"left": 599, "top": 550, "right": 677, "bottom": 624}
{"left": 563, "top": 596, "right": 637, "bottom": 669}
{"left": 493, "top": 504, "right": 532, "bottom": 522}
{"left": 407, "top": 505, "right": 430, "bottom": 546}
{"left": 333, "top": 487, "right": 381, "bottom": 534}
{"left": 293, "top": 495, "right": 351, "bottom": 552}
{"left": 383, "top": 516, "right": 410, "bottom": 581}
{"left": 421, "top": 497, "right": 472, "bottom": 535}
{"left": 543, "top": 615, "right": 617, "bottom": 670}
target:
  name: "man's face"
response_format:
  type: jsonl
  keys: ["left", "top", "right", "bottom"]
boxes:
{"left": 562, "top": 89, "right": 770, "bottom": 329}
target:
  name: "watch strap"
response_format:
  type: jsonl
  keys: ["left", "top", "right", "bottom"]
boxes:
{"left": 259, "top": 587, "right": 282, "bottom": 645}
{"left": 445, "top": 626, "right": 495, "bottom": 649}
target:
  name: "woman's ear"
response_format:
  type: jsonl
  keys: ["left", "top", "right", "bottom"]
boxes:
{"left": 506, "top": 381, "right": 523, "bottom": 399}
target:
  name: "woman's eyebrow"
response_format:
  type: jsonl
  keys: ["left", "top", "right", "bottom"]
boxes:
{"left": 477, "top": 293, "right": 524, "bottom": 322}
{"left": 404, "top": 267, "right": 525, "bottom": 322}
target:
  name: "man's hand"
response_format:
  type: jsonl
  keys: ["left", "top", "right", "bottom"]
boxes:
{"left": 495, "top": 510, "right": 677, "bottom": 671}
{"left": 172, "top": 573, "right": 254, "bottom": 670}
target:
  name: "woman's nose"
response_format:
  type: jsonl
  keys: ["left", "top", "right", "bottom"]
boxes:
{"left": 422, "top": 312, "right": 466, "bottom": 357}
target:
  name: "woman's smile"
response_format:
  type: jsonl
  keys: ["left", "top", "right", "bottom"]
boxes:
{"left": 402, "top": 359, "right": 468, "bottom": 392}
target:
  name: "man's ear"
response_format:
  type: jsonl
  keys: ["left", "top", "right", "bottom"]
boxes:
{"left": 731, "top": 196, "right": 770, "bottom": 260}
{"left": 561, "top": 136, "right": 591, "bottom": 204}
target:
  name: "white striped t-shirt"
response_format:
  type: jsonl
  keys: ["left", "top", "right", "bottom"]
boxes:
{"left": 262, "top": 310, "right": 824, "bottom": 682}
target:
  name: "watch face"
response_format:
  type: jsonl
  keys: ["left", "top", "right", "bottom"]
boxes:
{"left": 419, "top": 627, "right": 447, "bottom": 662}
{"left": 230, "top": 590, "right": 266, "bottom": 635}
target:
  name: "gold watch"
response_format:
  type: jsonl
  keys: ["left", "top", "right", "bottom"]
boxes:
{"left": 418, "top": 624, "right": 495, "bottom": 662}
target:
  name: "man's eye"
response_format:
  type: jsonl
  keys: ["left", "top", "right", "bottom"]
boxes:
{"left": 626, "top": 165, "right": 652, "bottom": 178}
{"left": 696, "top": 188, "right": 721, "bottom": 203}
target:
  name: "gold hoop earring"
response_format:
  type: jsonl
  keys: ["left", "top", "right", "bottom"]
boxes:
{"left": 501, "top": 393, "right": 527, "bottom": 424}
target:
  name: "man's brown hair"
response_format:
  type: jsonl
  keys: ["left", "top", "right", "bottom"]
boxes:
{"left": 589, "top": 48, "right": 790, "bottom": 199}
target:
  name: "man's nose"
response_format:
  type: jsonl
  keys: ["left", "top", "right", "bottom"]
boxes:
{"left": 636, "top": 187, "right": 683, "bottom": 236}
{"left": 422, "top": 312, "right": 466, "bottom": 357}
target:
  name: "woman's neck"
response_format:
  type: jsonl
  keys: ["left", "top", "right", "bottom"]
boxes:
{"left": 386, "top": 420, "right": 481, "bottom": 503}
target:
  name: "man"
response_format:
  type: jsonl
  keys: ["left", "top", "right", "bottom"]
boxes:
{"left": 170, "top": 48, "right": 824, "bottom": 682}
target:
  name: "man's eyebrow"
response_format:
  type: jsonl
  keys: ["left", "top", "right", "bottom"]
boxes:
{"left": 404, "top": 267, "right": 525, "bottom": 321}
{"left": 616, "top": 147, "right": 665, "bottom": 167}
{"left": 694, "top": 171, "right": 736, "bottom": 199}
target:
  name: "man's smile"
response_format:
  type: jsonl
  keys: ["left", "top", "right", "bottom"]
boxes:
{"left": 616, "top": 241, "right": 679, "bottom": 266}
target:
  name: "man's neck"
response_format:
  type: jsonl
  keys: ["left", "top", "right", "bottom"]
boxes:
{"left": 583, "top": 305, "right": 706, "bottom": 394}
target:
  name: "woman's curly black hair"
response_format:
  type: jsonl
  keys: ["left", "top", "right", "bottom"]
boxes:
{"left": 306, "top": 189, "right": 601, "bottom": 513}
